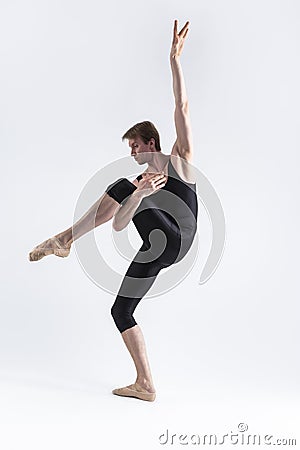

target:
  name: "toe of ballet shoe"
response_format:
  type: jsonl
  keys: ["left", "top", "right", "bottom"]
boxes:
{"left": 28, "top": 252, "right": 35, "bottom": 261}
{"left": 28, "top": 250, "right": 46, "bottom": 261}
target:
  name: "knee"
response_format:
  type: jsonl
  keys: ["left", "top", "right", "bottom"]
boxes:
{"left": 106, "top": 178, "right": 124, "bottom": 194}
{"left": 111, "top": 299, "right": 137, "bottom": 333}
{"left": 105, "top": 178, "right": 137, "bottom": 205}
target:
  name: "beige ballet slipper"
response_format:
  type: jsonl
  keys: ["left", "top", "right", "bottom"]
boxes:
{"left": 28, "top": 237, "right": 71, "bottom": 262}
{"left": 112, "top": 382, "right": 156, "bottom": 402}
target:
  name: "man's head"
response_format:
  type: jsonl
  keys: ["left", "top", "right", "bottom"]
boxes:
{"left": 121, "top": 121, "right": 161, "bottom": 165}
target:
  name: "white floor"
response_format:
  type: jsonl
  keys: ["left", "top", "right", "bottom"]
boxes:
{"left": 0, "top": 374, "right": 298, "bottom": 450}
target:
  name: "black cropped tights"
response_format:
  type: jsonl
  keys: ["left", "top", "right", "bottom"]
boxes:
{"left": 110, "top": 244, "right": 170, "bottom": 333}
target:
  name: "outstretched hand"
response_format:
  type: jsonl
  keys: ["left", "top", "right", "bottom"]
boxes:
{"left": 170, "top": 19, "right": 190, "bottom": 59}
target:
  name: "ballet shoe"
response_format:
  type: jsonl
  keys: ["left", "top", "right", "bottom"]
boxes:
{"left": 112, "top": 382, "right": 156, "bottom": 402}
{"left": 28, "top": 237, "right": 71, "bottom": 262}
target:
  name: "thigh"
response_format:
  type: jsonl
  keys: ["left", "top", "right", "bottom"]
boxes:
{"left": 116, "top": 245, "right": 166, "bottom": 300}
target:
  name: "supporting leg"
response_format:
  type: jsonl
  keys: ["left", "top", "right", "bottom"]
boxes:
{"left": 121, "top": 324, "right": 156, "bottom": 393}
{"left": 112, "top": 324, "right": 156, "bottom": 401}
{"left": 111, "top": 249, "right": 167, "bottom": 401}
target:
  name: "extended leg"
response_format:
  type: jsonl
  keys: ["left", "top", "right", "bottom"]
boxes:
{"left": 28, "top": 192, "right": 119, "bottom": 261}
{"left": 55, "top": 192, "right": 119, "bottom": 247}
{"left": 28, "top": 177, "right": 135, "bottom": 262}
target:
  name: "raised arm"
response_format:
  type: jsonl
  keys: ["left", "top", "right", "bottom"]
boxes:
{"left": 170, "top": 20, "right": 193, "bottom": 163}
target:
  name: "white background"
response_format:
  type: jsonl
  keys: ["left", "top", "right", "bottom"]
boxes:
{"left": 0, "top": 0, "right": 299, "bottom": 448}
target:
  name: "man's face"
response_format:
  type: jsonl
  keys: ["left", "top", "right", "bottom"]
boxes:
{"left": 128, "top": 136, "right": 156, "bottom": 165}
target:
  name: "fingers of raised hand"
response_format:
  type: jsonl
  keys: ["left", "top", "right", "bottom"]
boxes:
{"left": 182, "top": 27, "right": 189, "bottom": 39}
{"left": 173, "top": 19, "right": 178, "bottom": 37}
{"left": 178, "top": 21, "right": 189, "bottom": 37}
{"left": 173, "top": 20, "right": 189, "bottom": 39}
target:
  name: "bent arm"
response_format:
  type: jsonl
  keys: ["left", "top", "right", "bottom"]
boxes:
{"left": 112, "top": 173, "right": 166, "bottom": 231}
{"left": 112, "top": 190, "right": 144, "bottom": 231}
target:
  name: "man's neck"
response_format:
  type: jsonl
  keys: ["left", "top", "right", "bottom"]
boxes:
{"left": 147, "top": 152, "right": 170, "bottom": 173}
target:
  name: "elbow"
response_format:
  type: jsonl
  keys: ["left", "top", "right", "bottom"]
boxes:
{"left": 112, "top": 219, "right": 124, "bottom": 232}
{"left": 175, "top": 100, "right": 189, "bottom": 110}
{"left": 113, "top": 225, "right": 123, "bottom": 232}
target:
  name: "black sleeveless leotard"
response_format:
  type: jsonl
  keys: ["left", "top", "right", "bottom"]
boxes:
{"left": 130, "top": 158, "right": 198, "bottom": 265}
